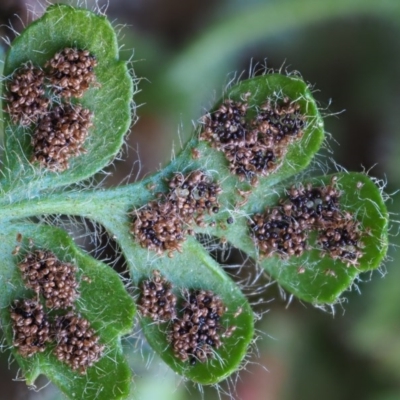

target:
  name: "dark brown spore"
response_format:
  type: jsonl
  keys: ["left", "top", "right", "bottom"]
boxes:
{"left": 5, "top": 62, "right": 49, "bottom": 126}
{"left": 53, "top": 312, "right": 105, "bottom": 374}
{"left": 169, "top": 290, "right": 230, "bottom": 365}
{"left": 31, "top": 104, "right": 93, "bottom": 171}
{"left": 138, "top": 270, "right": 177, "bottom": 322}
{"left": 46, "top": 48, "right": 97, "bottom": 98}
{"left": 18, "top": 249, "right": 79, "bottom": 309}
{"left": 10, "top": 298, "right": 50, "bottom": 357}
{"left": 200, "top": 96, "right": 306, "bottom": 182}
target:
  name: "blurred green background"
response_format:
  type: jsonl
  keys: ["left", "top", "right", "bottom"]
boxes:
{"left": 1, "top": 0, "right": 400, "bottom": 399}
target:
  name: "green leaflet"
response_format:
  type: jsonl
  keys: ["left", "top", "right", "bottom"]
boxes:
{"left": 192, "top": 74, "right": 325, "bottom": 194}
{"left": 261, "top": 172, "right": 388, "bottom": 304}
{"left": 226, "top": 74, "right": 324, "bottom": 183}
{"left": 194, "top": 172, "right": 388, "bottom": 304}
{"left": 0, "top": 224, "right": 135, "bottom": 400}
{"left": 1, "top": 5, "right": 133, "bottom": 198}
{"left": 125, "top": 237, "right": 254, "bottom": 385}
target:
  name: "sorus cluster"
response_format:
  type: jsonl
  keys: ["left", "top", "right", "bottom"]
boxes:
{"left": 31, "top": 104, "right": 93, "bottom": 171}
{"left": 169, "top": 290, "right": 228, "bottom": 365}
{"left": 138, "top": 271, "right": 236, "bottom": 366}
{"left": 4, "top": 48, "right": 97, "bottom": 171}
{"left": 53, "top": 312, "right": 105, "bottom": 374}
{"left": 168, "top": 170, "right": 221, "bottom": 223}
{"left": 250, "top": 178, "right": 364, "bottom": 265}
{"left": 131, "top": 170, "right": 221, "bottom": 255}
{"left": 10, "top": 298, "right": 51, "bottom": 357}
{"left": 250, "top": 209, "right": 308, "bottom": 257}
{"left": 11, "top": 245, "right": 104, "bottom": 373}
{"left": 138, "top": 270, "right": 177, "bottom": 322}
{"left": 131, "top": 200, "right": 185, "bottom": 254}
{"left": 46, "top": 48, "right": 97, "bottom": 98}
{"left": 4, "top": 63, "right": 49, "bottom": 126}
{"left": 200, "top": 96, "right": 305, "bottom": 183}
{"left": 18, "top": 249, "right": 79, "bottom": 309}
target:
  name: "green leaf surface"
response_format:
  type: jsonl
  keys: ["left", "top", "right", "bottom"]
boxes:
{"left": 1, "top": 5, "right": 133, "bottom": 198}
{"left": 0, "top": 185, "right": 254, "bottom": 385}
{"left": 194, "top": 172, "right": 388, "bottom": 304}
{"left": 192, "top": 74, "right": 324, "bottom": 196}
{"left": 258, "top": 173, "right": 388, "bottom": 303}
{"left": 0, "top": 223, "right": 135, "bottom": 400}
{"left": 118, "top": 236, "right": 254, "bottom": 385}
{"left": 126, "top": 74, "right": 324, "bottom": 220}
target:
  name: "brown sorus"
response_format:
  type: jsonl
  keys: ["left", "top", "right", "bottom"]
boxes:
{"left": 18, "top": 249, "right": 79, "bottom": 309}
{"left": 254, "top": 97, "right": 305, "bottom": 146}
{"left": 131, "top": 170, "right": 221, "bottom": 255}
{"left": 200, "top": 95, "right": 306, "bottom": 182}
{"left": 168, "top": 289, "right": 232, "bottom": 365}
{"left": 200, "top": 98, "right": 248, "bottom": 150}
{"left": 138, "top": 270, "right": 177, "bottom": 322}
{"left": 5, "top": 62, "right": 49, "bottom": 126}
{"left": 31, "top": 104, "right": 93, "bottom": 171}
{"left": 249, "top": 180, "right": 364, "bottom": 265}
{"left": 131, "top": 200, "right": 185, "bottom": 255}
{"left": 10, "top": 298, "right": 51, "bottom": 357}
{"left": 53, "top": 312, "right": 105, "bottom": 374}
{"left": 249, "top": 209, "right": 308, "bottom": 258}
{"left": 46, "top": 48, "right": 97, "bottom": 98}
{"left": 168, "top": 170, "right": 222, "bottom": 224}
{"left": 318, "top": 219, "right": 363, "bottom": 265}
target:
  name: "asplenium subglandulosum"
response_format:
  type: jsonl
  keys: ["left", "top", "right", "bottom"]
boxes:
{"left": 0, "top": 5, "right": 388, "bottom": 400}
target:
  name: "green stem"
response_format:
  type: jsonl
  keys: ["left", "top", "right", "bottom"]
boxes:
{"left": 0, "top": 132, "right": 196, "bottom": 227}
{"left": 0, "top": 185, "right": 135, "bottom": 221}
